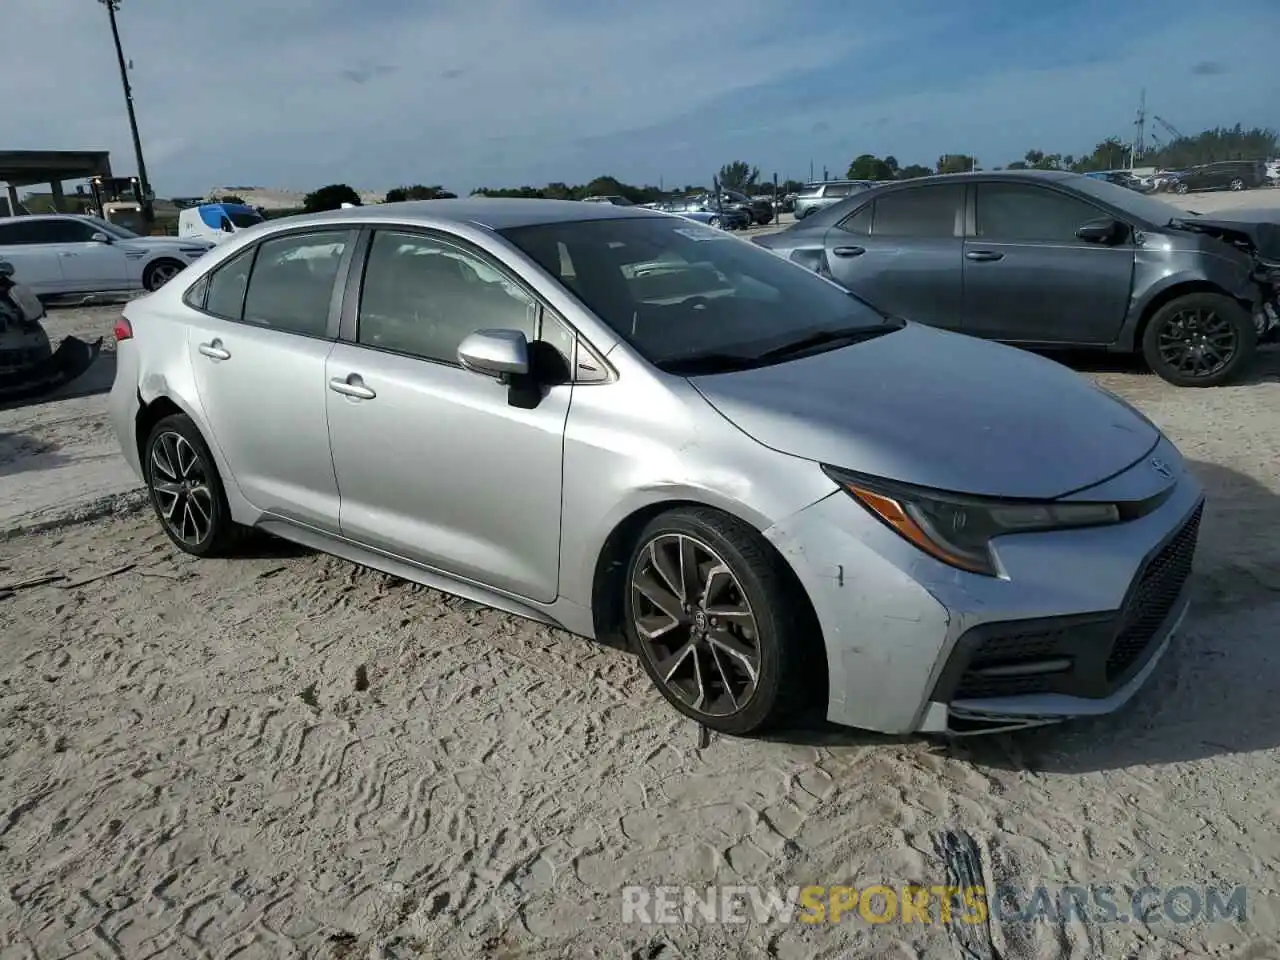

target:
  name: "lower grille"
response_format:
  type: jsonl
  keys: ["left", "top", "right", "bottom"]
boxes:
{"left": 937, "top": 502, "right": 1202, "bottom": 702}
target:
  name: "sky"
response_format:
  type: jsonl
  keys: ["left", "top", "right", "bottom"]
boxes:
{"left": 2, "top": 0, "right": 1276, "bottom": 196}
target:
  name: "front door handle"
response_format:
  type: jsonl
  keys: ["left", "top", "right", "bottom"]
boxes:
{"left": 965, "top": 250, "right": 1005, "bottom": 262}
{"left": 831, "top": 246, "right": 865, "bottom": 257}
{"left": 198, "top": 339, "right": 231, "bottom": 360}
{"left": 329, "top": 374, "right": 376, "bottom": 400}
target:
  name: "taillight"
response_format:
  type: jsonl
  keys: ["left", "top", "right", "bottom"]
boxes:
{"left": 113, "top": 317, "right": 133, "bottom": 341}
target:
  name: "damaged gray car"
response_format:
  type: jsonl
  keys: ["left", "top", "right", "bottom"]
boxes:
{"left": 754, "top": 170, "right": 1280, "bottom": 387}
{"left": 0, "top": 261, "right": 102, "bottom": 405}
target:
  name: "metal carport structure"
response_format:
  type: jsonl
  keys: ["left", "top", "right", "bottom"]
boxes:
{"left": 0, "top": 150, "right": 114, "bottom": 215}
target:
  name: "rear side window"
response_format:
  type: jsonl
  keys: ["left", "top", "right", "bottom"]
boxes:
{"left": 836, "top": 205, "right": 873, "bottom": 236}
{"left": 974, "top": 184, "right": 1103, "bottom": 243}
{"left": 823, "top": 183, "right": 854, "bottom": 198}
{"left": 871, "top": 185, "right": 963, "bottom": 238}
{"left": 241, "top": 231, "right": 351, "bottom": 337}
{"left": 796, "top": 185, "right": 822, "bottom": 197}
{"left": 202, "top": 247, "right": 255, "bottom": 319}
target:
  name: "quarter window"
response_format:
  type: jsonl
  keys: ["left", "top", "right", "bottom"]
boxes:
{"left": 241, "top": 231, "right": 351, "bottom": 337}
{"left": 974, "top": 184, "right": 1106, "bottom": 243}
{"left": 871, "top": 185, "right": 964, "bottom": 238}
{"left": 836, "top": 204, "right": 873, "bottom": 236}
{"left": 202, "top": 247, "right": 255, "bottom": 320}
{"left": 356, "top": 230, "right": 537, "bottom": 363}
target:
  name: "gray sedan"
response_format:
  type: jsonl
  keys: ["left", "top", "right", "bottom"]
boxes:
{"left": 110, "top": 198, "right": 1203, "bottom": 736}
{"left": 755, "top": 170, "right": 1275, "bottom": 386}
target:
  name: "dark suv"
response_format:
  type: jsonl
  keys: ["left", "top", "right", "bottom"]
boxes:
{"left": 754, "top": 170, "right": 1278, "bottom": 387}
{"left": 1161, "top": 160, "right": 1266, "bottom": 194}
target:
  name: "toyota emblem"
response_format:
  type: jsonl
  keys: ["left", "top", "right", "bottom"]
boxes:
{"left": 1150, "top": 458, "right": 1173, "bottom": 479}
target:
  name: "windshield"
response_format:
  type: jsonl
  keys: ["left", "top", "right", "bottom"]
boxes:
{"left": 84, "top": 215, "right": 141, "bottom": 239}
{"left": 228, "top": 210, "right": 265, "bottom": 228}
{"left": 500, "top": 215, "right": 890, "bottom": 370}
{"left": 1067, "top": 176, "right": 1194, "bottom": 224}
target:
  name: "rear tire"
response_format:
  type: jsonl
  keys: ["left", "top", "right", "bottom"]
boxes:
{"left": 622, "top": 506, "right": 819, "bottom": 736}
{"left": 143, "top": 258, "right": 185, "bottom": 292}
{"left": 1175, "top": 181, "right": 1189, "bottom": 195}
{"left": 143, "top": 413, "right": 240, "bottom": 557}
{"left": 1141, "top": 292, "right": 1256, "bottom": 387}
{"left": 1230, "top": 178, "right": 1245, "bottom": 191}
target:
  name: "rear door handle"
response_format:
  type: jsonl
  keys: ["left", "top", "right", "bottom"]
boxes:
{"left": 198, "top": 339, "right": 231, "bottom": 360}
{"left": 831, "top": 246, "right": 865, "bottom": 258}
{"left": 329, "top": 374, "right": 376, "bottom": 400}
{"left": 966, "top": 250, "right": 1005, "bottom": 262}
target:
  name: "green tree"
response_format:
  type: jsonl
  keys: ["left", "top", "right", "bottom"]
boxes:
{"left": 717, "top": 161, "right": 760, "bottom": 192}
{"left": 936, "top": 154, "right": 976, "bottom": 174}
{"left": 897, "top": 164, "right": 933, "bottom": 179}
{"left": 386, "top": 184, "right": 456, "bottom": 202}
{"left": 303, "top": 183, "right": 361, "bottom": 212}
{"left": 846, "top": 153, "right": 895, "bottom": 181}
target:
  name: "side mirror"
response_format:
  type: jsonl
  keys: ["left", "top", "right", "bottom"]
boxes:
{"left": 90, "top": 231, "right": 112, "bottom": 244}
{"left": 457, "top": 329, "right": 529, "bottom": 381}
{"left": 1076, "top": 218, "right": 1124, "bottom": 245}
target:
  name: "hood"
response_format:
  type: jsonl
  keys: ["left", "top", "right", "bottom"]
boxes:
{"left": 690, "top": 324, "right": 1159, "bottom": 500}
{"left": 124, "top": 236, "right": 214, "bottom": 253}
{"left": 1178, "top": 209, "right": 1280, "bottom": 261}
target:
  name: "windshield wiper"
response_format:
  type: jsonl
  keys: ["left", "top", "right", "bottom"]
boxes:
{"left": 755, "top": 321, "right": 903, "bottom": 363}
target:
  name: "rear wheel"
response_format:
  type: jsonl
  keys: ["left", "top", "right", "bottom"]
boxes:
{"left": 144, "top": 413, "right": 240, "bottom": 556}
{"left": 1175, "top": 181, "right": 1190, "bottom": 195}
{"left": 1141, "top": 292, "right": 1256, "bottom": 387}
{"left": 623, "top": 507, "right": 817, "bottom": 735}
{"left": 1229, "top": 177, "right": 1245, "bottom": 191}
{"left": 707, "top": 216, "right": 722, "bottom": 230}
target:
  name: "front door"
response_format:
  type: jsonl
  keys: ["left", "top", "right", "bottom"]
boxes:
{"left": 823, "top": 182, "right": 966, "bottom": 329}
{"left": 325, "top": 228, "right": 569, "bottom": 603}
{"left": 186, "top": 229, "right": 354, "bottom": 531}
{"left": 46, "top": 219, "right": 132, "bottom": 290}
{"left": 963, "top": 182, "right": 1134, "bottom": 345}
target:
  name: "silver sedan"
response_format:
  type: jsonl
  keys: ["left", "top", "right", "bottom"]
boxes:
{"left": 110, "top": 199, "right": 1203, "bottom": 736}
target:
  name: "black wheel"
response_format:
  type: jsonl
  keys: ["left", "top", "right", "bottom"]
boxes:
{"left": 1175, "top": 181, "right": 1189, "bottom": 195}
{"left": 1141, "top": 292, "right": 1257, "bottom": 387}
{"left": 143, "top": 258, "right": 185, "bottom": 292}
{"left": 707, "top": 216, "right": 722, "bottom": 230}
{"left": 623, "top": 507, "right": 818, "bottom": 735}
{"left": 144, "top": 413, "right": 239, "bottom": 556}
{"left": 1229, "top": 178, "right": 1245, "bottom": 191}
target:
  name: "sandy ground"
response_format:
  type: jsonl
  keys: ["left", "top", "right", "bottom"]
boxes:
{"left": 2, "top": 193, "right": 1280, "bottom": 959}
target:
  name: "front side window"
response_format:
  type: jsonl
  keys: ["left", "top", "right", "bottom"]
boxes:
{"left": 871, "top": 185, "right": 963, "bottom": 239}
{"left": 974, "top": 184, "right": 1106, "bottom": 243}
{"left": 35, "top": 219, "right": 98, "bottom": 244}
{"left": 356, "top": 230, "right": 537, "bottom": 363}
{"left": 501, "top": 216, "right": 891, "bottom": 371}
{"left": 240, "top": 230, "right": 351, "bottom": 336}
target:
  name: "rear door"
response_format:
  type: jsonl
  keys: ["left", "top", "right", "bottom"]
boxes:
{"left": 963, "top": 181, "right": 1134, "bottom": 345}
{"left": 822, "top": 183, "right": 965, "bottom": 329}
{"left": 184, "top": 228, "right": 355, "bottom": 531}
{"left": 0, "top": 220, "right": 65, "bottom": 294}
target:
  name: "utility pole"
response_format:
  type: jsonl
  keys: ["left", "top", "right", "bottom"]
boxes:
{"left": 99, "top": 0, "right": 154, "bottom": 220}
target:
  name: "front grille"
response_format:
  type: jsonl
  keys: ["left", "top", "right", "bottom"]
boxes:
{"left": 936, "top": 502, "right": 1203, "bottom": 702}
{"left": 1106, "top": 503, "right": 1201, "bottom": 680}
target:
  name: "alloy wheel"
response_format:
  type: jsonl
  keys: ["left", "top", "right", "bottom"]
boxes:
{"left": 148, "top": 261, "right": 182, "bottom": 290}
{"left": 1157, "top": 306, "right": 1238, "bottom": 379}
{"left": 630, "top": 533, "right": 761, "bottom": 717}
{"left": 1230, "top": 178, "right": 1244, "bottom": 191}
{"left": 149, "top": 431, "right": 215, "bottom": 546}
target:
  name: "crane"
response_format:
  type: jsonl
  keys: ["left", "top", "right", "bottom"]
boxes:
{"left": 1153, "top": 116, "right": 1185, "bottom": 142}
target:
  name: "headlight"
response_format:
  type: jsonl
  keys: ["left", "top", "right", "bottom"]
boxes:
{"left": 822, "top": 465, "right": 1121, "bottom": 576}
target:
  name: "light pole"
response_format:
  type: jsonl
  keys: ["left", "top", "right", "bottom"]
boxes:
{"left": 98, "top": 0, "right": 153, "bottom": 219}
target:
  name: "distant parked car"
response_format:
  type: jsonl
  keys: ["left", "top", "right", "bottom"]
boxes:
{"left": 712, "top": 189, "right": 774, "bottom": 225}
{"left": 792, "top": 180, "right": 874, "bottom": 220}
{"left": 658, "top": 197, "right": 751, "bottom": 230}
{"left": 1084, "top": 170, "right": 1151, "bottom": 192}
{"left": 0, "top": 214, "right": 214, "bottom": 299}
{"left": 111, "top": 197, "right": 1206, "bottom": 737}
{"left": 582, "top": 195, "right": 634, "bottom": 206}
{"left": 752, "top": 170, "right": 1278, "bottom": 387}
{"left": 1158, "top": 160, "right": 1266, "bottom": 194}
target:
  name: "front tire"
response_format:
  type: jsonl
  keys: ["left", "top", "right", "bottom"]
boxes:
{"left": 143, "top": 258, "right": 185, "bottom": 292}
{"left": 1229, "top": 177, "right": 1245, "bottom": 191}
{"left": 1141, "top": 292, "right": 1256, "bottom": 387}
{"left": 707, "top": 216, "right": 722, "bottom": 230}
{"left": 144, "top": 413, "right": 239, "bottom": 556}
{"left": 1175, "top": 181, "right": 1190, "bottom": 195}
{"left": 623, "top": 507, "right": 818, "bottom": 736}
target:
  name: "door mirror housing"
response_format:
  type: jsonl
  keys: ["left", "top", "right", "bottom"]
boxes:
{"left": 89, "top": 231, "right": 113, "bottom": 244}
{"left": 1076, "top": 218, "right": 1125, "bottom": 245}
{"left": 457, "top": 329, "right": 530, "bottom": 381}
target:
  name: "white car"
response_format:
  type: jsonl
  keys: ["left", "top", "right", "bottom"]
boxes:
{"left": 0, "top": 214, "right": 214, "bottom": 299}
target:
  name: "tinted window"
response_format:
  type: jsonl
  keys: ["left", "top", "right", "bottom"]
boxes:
{"left": 357, "top": 230, "right": 536, "bottom": 363}
{"left": 823, "top": 183, "right": 854, "bottom": 198}
{"left": 500, "top": 216, "right": 889, "bottom": 370}
{"left": 975, "top": 184, "right": 1104, "bottom": 242}
{"left": 203, "top": 247, "right": 255, "bottom": 319}
{"left": 836, "top": 204, "right": 872, "bottom": 235}
{"left": 41, "top": 219, "right": 98, "bottom": 243}
{"left": 242, "top": 231, "right": 350, "bottom": 336}
{"left": 0, "top": 221, "right": 39, "bottom": 245}
{"left": 872, "top": 186, "right": 963, "bottom": 238}
{"left": 796, "top": 185, "right": 822, "bottom": 197}
{"left": 228, "top": 211, "right": 265, "bottom": 228}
